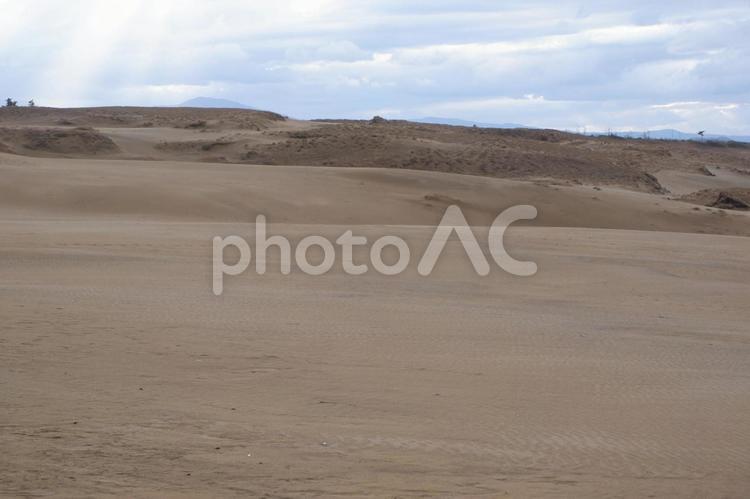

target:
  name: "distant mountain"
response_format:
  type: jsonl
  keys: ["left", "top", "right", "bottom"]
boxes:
{"left": 178, "top": 97, "right": 252, "bottom": 109}
{"left": 595, "top": 129, "right": 750, "bottom": 143}
{"left": 411, "top": 117, "right": 531, "bottom": 129}
{"left": 410, "top": 118, "right": 750, "bottom": 143}
{"left": 585, "top": 128, "right": 750, "bottom": 143}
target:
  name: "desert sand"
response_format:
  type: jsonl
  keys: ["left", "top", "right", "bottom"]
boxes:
{"left": 1, "top": 107, "right": 750, "bottom": 498}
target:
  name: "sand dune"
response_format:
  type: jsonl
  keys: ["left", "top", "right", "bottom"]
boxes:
{"left": 2, "top": 108, "right": 750, "bottom": 497}
{"left": 0, "top": 105, "right": 285, "bottom": 129}
{"left": 0, "top": 126, "right": 121, "bottom": 157}
{"left": 656, "top": 167, "right": 750, "bottom": 196}
{"left": 2, "top": 154, "right": 749, "bottom": 235}
{"left": 3, "top": 107, "right": 750, "bottom": 198}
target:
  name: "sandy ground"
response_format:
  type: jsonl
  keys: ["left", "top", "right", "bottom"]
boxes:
{"left": 2, "top": 221, "right": 749, "bottom": 498}
{"left": 1, "top": 149, "right": 750, "bottom": 497}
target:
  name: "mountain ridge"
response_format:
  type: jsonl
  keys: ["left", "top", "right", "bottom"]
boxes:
{"left": 178, "top": 97, "right": 253, "bottom": 109}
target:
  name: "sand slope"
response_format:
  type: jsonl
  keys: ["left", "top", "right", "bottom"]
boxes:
{"left": 1, "top": 154, "right": 749, "bottom": 235}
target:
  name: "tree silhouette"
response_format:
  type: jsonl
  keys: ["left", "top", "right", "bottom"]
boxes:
{"left": 5, "top": 98, "right": 18, "bottom": 107}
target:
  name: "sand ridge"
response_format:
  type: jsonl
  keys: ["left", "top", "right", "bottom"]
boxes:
{"left": 1, "top": 153, "right": 749, "bottom": 235}
{"left": 2, "top": 106, "right": 750, "bottom": 199}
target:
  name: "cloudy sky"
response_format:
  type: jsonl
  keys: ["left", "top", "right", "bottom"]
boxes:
{"left": 1, "top": 0, "right": 749, "bottom": 133}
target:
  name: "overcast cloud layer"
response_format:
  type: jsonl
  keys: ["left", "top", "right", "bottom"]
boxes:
{"left": 1, "top": 0, "right": 749, "bottom": 133}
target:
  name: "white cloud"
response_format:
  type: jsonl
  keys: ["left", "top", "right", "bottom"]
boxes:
{"left": 1, "top": 0, "right": 748, "bottom": 133}
{"left": 416, "top": 97, "right": 750, "bottom": 135}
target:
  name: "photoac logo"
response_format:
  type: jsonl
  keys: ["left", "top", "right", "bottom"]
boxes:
{"left": 213, "top": 204, "right": 537, "bottom": 295}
